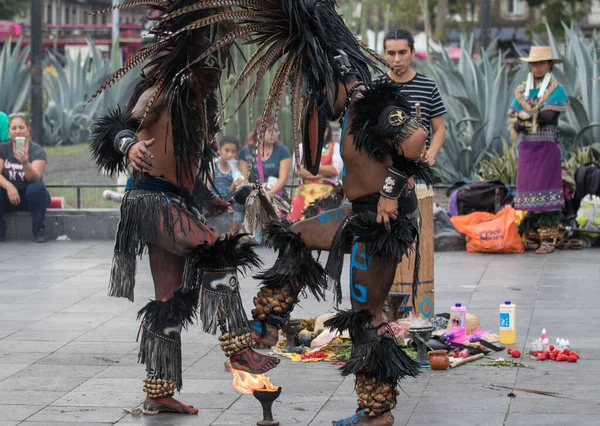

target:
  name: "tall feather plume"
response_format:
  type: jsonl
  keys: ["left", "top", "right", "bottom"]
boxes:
{"left": 89, "top": 0, "right": 237, "bottom": 188}
{"left": 88, "top": 41, "right": 167, "bottom": 103}
{"left": 141, "top": 75, "right": 167, "bottom": 125}
{"left": 161, "top": 0, "right": 274, "bottom": 22}
{"left": 88, "top": 0, "right": 167, "bottom": 15}
{"left": 160, "top": 0, "right": 380, "bottom": 172}
{"left": 224, "top": 35, "right": 279, "bottom": 105}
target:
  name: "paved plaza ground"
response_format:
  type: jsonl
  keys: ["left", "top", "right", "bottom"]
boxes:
{"left": 0, "top": 241, "right": 598, "bottom": 426}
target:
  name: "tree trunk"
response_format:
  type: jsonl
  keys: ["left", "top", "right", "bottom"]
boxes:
{"left": 435, "top": 0, "right": 448, "bottom": 42}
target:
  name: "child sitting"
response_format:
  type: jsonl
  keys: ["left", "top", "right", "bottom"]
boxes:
{"left": 206, "top": 136, "right": 244, "bottom": 235}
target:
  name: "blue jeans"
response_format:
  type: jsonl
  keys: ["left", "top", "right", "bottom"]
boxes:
{"left": 0, "top": 182, "right": 51, "bottom": 234}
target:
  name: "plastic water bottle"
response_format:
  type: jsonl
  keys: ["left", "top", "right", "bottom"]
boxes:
{"left": 450, "top": 303, "right": 467, "bottom": 333}
{"left": 499, "top": 301, "right": 517, "bottom": 345}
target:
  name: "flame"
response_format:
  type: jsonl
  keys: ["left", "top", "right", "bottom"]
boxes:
{"left": 230, "top": 367, "right": 278, "bottom": 394}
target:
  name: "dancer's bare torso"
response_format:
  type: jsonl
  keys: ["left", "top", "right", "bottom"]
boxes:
{"left": 340, "top": 88, "right": 422, "bottom": 201}
{"left": 132, "top": 88, "right": 197, "bottom": 191}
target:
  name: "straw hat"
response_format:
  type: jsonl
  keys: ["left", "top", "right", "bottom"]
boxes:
{"left": 519, "top": 46, "right": 563, "bottom": 64}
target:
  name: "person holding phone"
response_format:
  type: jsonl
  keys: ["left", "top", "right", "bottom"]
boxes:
{"left": 0, "top": 112, "right": 50, "bottom": 242}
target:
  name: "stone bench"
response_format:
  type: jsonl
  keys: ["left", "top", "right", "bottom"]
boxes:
{"left": 4, "top": 209, "right": 120, "bottom": 241}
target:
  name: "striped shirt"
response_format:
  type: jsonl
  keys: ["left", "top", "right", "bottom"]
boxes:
{"left": 375, "top": 73, "right": 446, "bottom": 146}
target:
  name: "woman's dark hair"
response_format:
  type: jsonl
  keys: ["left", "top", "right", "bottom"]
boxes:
{"left": 8, "top": 112, "right": 31, "bottom": 129}
{"left": 219, "top": 135, "right": 240, "bottom": 149}
{"left": 251, "top": 116, "right": 277, "bottom": 144}
{"left": 383, "top": 29, "right": 415, "bottom": 52}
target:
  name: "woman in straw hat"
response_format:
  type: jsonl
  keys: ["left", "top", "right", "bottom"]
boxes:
{"left": 508, "top": 46, "right": 570, "bottom": 254}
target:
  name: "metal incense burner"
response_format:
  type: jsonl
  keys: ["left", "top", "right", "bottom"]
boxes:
{"left": 252, "top": 386, "right": 282, "bottom": 426}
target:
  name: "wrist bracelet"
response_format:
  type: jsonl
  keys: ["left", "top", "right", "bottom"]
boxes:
{"left": 380, "top": 167, "right": 407, "bottom": 199}
{"left": 114, "top": 130, "right": 138, "bottom": 156}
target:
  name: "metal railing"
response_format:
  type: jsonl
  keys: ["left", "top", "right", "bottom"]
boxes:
{"left": 46, "top": 183, "right": 457, "bottom": 210}
{"left": 46, "top": 184, "right": 126, "bottom": 209}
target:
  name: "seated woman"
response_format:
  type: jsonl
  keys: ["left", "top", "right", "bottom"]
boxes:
{"left": 238, "top": 117, "right": 292, "bottom": 201}
{"left": 288, "top": 125, "right": 344, "bottom": 220}
{"left": 0, "top": 113, "right": 50, "bottom": 242}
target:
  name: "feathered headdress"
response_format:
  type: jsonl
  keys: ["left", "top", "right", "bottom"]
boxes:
{"left": 144, "top": 0, "right": 384, "bottom": 175}
{"left": 89, "top": 0, "right": 231, "bottom": 186}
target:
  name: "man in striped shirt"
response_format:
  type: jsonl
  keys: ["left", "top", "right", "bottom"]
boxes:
{"left": 379, "top": 29, "right": 447, "bottom": 166}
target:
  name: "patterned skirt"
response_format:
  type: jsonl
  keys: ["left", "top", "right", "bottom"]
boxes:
{"left": 514, "top": 128, "right": 564, "bottom": 213}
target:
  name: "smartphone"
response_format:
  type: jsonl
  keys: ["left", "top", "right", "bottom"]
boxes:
{"left": 15, "top": 136, "right": 25, "bottom": 152}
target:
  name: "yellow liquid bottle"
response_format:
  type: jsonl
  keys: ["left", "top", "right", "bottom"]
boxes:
{"left": 499, "top": 301, "right": 516, "bottom": 345}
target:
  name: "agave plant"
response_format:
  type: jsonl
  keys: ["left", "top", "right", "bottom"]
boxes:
{"left": 542, "top": 24, "right": 600, "bottom": 151}
{"left": 43, "top": 50, "right": 100, "bottom": 146}
{"left": 416, "top": 35, "right": 528, "bottom": 184}
{"left": 477, "top": 139, "right": 518, "bottom": 185}
{"left": 0, "top": 38, "right": 31, "bottom": 114}
{"left": 43, "top": 40, "right": 141, "bottom": 146}
{"left": 87, "top": 40, "right": 140, "bottom": 118}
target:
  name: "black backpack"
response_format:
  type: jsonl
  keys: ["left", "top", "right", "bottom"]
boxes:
{"left": 455, "top": 180, "right": 511, "bottom": 215}
{"left": 574, "top": 163, "right": 600, "bottom": 210}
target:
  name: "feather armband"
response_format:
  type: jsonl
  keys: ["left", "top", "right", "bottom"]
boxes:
{"left": 90, "top": 106, "right": 141, "bottom": 176}
{"left": 350, "top": 79, "right": 425, "bottom": 163}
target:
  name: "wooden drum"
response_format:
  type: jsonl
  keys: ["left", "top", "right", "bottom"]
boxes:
{"left": 386, "top": 184, "right": 435, "bottom": 321}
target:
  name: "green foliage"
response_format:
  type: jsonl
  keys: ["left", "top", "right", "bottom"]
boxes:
{"left": 417, "top": 35, "right": 527, "bottom": 183}
{"left": 42, "top": 41, "right": 141, "bottom": 146}
{"left": 542, "top": 24, "right": 600, "bottom": 150}
{"left": 562, "top": 145, "right": 599, "bottom": 177}
{"left": 478, "top": 139, "right": 518, "bottom": 185}
{"left": 423, "top": 24, "right": 600, "bottom": 184}
{"left": 0, "top": 0, "right": 28, "bottom": 20}
{"left": 0, "top": 38, "right": 31, "bottom": 114}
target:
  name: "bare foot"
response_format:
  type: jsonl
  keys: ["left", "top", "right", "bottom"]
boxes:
{"left": 229, "top": 348, "right": 280, "bottom": 374}
{"left": 249, "top": 320, "right": 279, "bottom": 348}
{"left": 143, "top": 396, "right": 198, "bottom": 414}
{"left": 332, "top": 410, "right": 394, "bottom": 426}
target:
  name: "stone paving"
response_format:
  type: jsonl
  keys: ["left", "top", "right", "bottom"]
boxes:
{"left": 0, "top": 241, "right": 598, "bottom": 426}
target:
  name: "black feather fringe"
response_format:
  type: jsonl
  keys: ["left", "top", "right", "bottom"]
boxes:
{"left": 199, "top": 279, "right": 248, "bottom": 336}
{"left": 136, "top": 288, "right": 199, "bottom": 391}
{"left": 340, "top": 335, "right": 421, "bottom": 383}
{"left": 182, "top": 233, "right": 262, "bottom": 292}
{"left": 184, "top": 234, "right": 262, "bottom": 335}
{"left": 137, "top": 288, "right": 200, "bottom": 331}
{"left": 324, "top": 309, "right": 420, "bottom": 384}
{"left": 90, "top": 106, "right": 141, "bottom": 177}
{"left": 108, "top": 191, "right": 175, "bottom": 301}
{"left": 349, "top": 79, "right": 413, "bottom": 163}
{"left": 109, "top": 252, "right": 137, "bottom": 301}
{"left": 323, "top": 216, "right": 350, "bottom": 305}
{"left": 324, "top": 309, "right": 374, "bottom": 336}
{"left": 254, "top": 221, "right": 327, "bottom": 302}
{"left": 346, "top": 210, "right": 420, "bottom": 264}
{"left": 392, "top": 157, "right": 437, "bottom": 187}
{"left": 138, "top": 328, "right": 183, "bottom": 390}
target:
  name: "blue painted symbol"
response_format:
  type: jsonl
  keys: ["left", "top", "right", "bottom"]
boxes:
{"left": 318, "top": 213, "right": 331, "bottom": 224}
{"left": 395, "top": 293, "right": 413, "bottom": 318}
{"left": 349, "top": 243, "right": 371, "bottom": 303}
{"left": 334, "top": 209, "right": 345, "bottom": 221}
{"left": 420, "top": 297, "right": 432, "bottom": 318}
